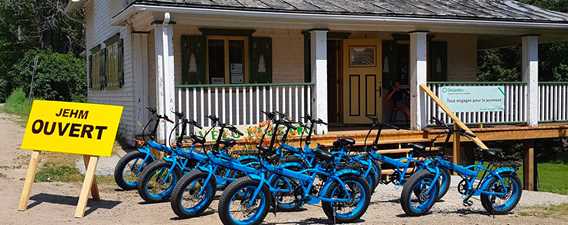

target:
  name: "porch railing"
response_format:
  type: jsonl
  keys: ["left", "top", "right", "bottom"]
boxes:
{"left": 539, "top": 82, "right": 568, "bottom": 122}
{"left": 426, "top": 82, "right": 528, "bottom": 125}
{"left": 176, "top": 83, "right": 314, "bottom": 128}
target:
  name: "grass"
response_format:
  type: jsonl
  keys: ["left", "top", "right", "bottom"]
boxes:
{"left": 35, "top": 163, "right": 83, "bottom": 182}
{"left": 520, "top": 203, "right": 568, "bottom": 218}
{"left": 2, "top": 88, "right": 31, "bottom": 119}
{"left": 517, "top": 152, "right": 568, "bottom": 195}
{"left": 32, "top": 152, "right": 115, "bottom": 186}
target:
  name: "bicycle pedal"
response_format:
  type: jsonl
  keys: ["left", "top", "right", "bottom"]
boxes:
{"left": 462, "top": 200, "right": 473, "bottom": 207}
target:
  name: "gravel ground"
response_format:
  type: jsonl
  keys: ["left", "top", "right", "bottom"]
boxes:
{"left": 1, "top": 111, "right": 568, "bottom": 224}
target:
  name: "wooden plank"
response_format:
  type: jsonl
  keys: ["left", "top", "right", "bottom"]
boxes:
{"left": 420, "top": 84, "right": 489, "bottom": 150}
{"left": 82, "top": 155, "right": 100, "bottom": 200}
{"left": 378, "top": 148, "right": 414, "bottom": 154}
{"left": 524, "top": 144, "right": 535, "bottom": 191}
{"left": 453, "top": 123, "right": 461, "bottom": 164}
{"left": 17, "top": 151, "right": 40, "bottom": 211}
{"left": 74, "top": 156, "right": 99, "bottom": 218}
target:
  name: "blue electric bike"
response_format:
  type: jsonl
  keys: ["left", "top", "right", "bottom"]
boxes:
{"left": 169, "top": 118, "right": 262, "bottom": 218}
{"left": 217, "top": 116, "right": 371, "bottom": 225}
{"left": 114, "top": 107, "right": 174, "bottom": 190}
{"left": 361, "top": 116, "right": 451, "bottom": 200}
{"left": 400, "top": 117, "right": 522, "bottom": 216}
{"left": 137, "top": 112, "right": 213, "bottom": 202}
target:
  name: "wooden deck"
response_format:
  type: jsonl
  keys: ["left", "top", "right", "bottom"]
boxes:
{"left": 316, "top": 123, "right": 568, "bottom": 147}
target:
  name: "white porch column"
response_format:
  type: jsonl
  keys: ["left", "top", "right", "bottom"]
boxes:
{"left": 409, "top": 31, "right": 428, "bottom": 130}
{"left": 310, "top": 29, "right": 328, "bottom": 133}
{"left": 522, "top": 35, "right": 539, "bottom": 127}
{"left": 154, "top": 13, "right": 175, "bottom": 143}
{"left": 132, "top": 32, "right": 149, "bottom": 132}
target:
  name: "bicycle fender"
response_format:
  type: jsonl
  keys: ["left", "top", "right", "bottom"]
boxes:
{"left": 335, "top": 168, "right": 362, "bottom": 177}
{"left": 247, "top": 173, "right": 263, "bottom": 182}
{"left": 320, "top": 173, "right": 354, "bottom": 199}
{"left": 494, "top": 167, "right": 516, "bottom": 175}
{"left": 237, "top": 155, "right": 258, "bottom": 162}
{"left": 280, "top": 161, "right": 304, "bottom": 170}
{"left": 479, "top": 167, "right": 516, "bottom": 191}
{"left": 138, "top": 146, "right": 151, "bottom": 155}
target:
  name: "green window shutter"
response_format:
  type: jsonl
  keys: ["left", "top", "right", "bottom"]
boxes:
{"left": 181, "top": 35, "right": 206, "bottom": 84}
{"left": 250, "top": 37, "right": 272, "bottom": 83}
{"left": 88, "top": 54, "right": 93, "bottom": 89}
{"left": 100, "top": 48, "right": 107, "bottom": 90}
{"left": 429, "top": 41, "right": 447, "bottom": 81}
{"left": 304, "top": 33, "right": 311, "bottom": 83}
{"left": 118, "top": 39, "right": 124, "bottom": 88}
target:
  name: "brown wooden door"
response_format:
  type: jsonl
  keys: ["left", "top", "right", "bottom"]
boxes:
{"left": 342, "top": 39, "right": 382, "bottom": 124}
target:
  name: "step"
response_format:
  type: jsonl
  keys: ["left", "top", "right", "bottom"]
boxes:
{"left": 381, "top": 168, "right": 415, "bottom": 175}
{"left": 378, "top": 146, "right": 442, "bottom": 154}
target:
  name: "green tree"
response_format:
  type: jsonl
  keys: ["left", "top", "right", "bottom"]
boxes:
{"left": 479, "top": 0, "right": 568, "bottom": 82}
{"left": 0, "top": 0, "right": 84, "bottom": 102}
{"left": 10, "top": 50, "right": 86, "bottom": 102}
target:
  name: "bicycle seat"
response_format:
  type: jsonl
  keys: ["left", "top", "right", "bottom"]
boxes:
{"left": 191, "top": 135, "right": 206, "bottom": 145}
{"left": 409, "top": 143, "right": 427, "bottom": 154}
{"left": 485, "top": 148, "right": 505, "bottom": 158}
{"left": 475, "top": 147, "right": 505, "bottom": 161}
{"left": 314, "top": 148, "right": 333, "bottom": 161}
{"left": 333, "top": 138, "right": 356, "bottom": 148}
{"left": 221, "top": 139, "right": 237, "bottom": 148}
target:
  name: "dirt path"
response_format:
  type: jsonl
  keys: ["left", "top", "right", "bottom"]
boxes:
{"left": 0, "top": 111, "right": 567, "bottom": 225}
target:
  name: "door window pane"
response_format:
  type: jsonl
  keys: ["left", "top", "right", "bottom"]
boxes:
{"left": 229, "top": 40, "right": 244, "bottom": 84}
{"left": 349, "top": 47, "right": 376, "bottom": 67}
{"left": 208, "top": 39, "right": 225, "bottom": 84}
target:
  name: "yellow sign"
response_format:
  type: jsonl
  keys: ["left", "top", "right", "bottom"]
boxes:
{"left": 20, "top": 100, "right": 123, "bottom": 157}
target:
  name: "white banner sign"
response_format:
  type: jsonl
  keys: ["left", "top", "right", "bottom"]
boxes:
{"left": 439, "top": 86, "right": 505, "bottom": 112}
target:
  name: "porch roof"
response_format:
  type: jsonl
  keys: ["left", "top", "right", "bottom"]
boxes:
{"left": 134, "top": 0, "right": 568, "bottom": 24}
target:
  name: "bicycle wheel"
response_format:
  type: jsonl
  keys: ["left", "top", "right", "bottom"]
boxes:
{"left": 401, "top": 170, "right": 439, "bottom": 216}
{"left": 371, "top": 159, "right": 382, "bottom": 191}
{"left": 114, "top": 151, "right": 152, "bottom": 190}
{"left": 321, "top": 175, "right": 371, "bottom": 223}
{"left": 480, "top": 172, "right": 522, "bottom": 215}
{"left": 270, "top": 174, "right": 303, "bottom": 211}
{"left": 218, "top": 177, "right": 270, "bottom": 225}
{"left": 137, "top": 160, "right": 181, "bottom": 203}
{"left": 171, "top": 170, "right": 216, "bottom": 218}
{"left": 436, "top": 168, "right": 451, "bottom": 201}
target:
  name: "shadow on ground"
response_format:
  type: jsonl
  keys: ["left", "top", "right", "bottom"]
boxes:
{"left": 265, "top": 218, "right": 364, "bottom": 225}
{"left": 27, "top": 193, "right": 121, "bottom": 216}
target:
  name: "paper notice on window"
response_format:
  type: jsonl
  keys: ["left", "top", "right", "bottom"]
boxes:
{"left": 210, "top": 77, "right": 225, "bottom": 84}
{"left": 231, "top": 63, "right": 243, "bottom": 83}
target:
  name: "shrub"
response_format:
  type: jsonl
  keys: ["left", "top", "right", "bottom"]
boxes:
{"left": 9, "top": 50, "right": 86, "bottom": 102}
{"left": 3, "top": 88, "right": 31, "bottom": 117}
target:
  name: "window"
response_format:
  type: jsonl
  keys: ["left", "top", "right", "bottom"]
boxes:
{"left": 105, "top": 37, "right": 124, "bottom": 88}
{"left": 206, "top": 36, "right": 248, "bottom": 84}
{"left": 88, "top": 34, "right": 124, "bottom": 90}
{"left": 181, "top": 34, "right": 272, "bottom": 84}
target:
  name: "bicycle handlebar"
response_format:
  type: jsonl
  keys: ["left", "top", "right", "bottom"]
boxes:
{"left": 301, "top": 114, "right": 327, "bottom": 125}
{"left": 145, "top": 106, "right": 157, "bottom": 114}
{"left": 366, "top": 116, "right": 399, "bottom": 130}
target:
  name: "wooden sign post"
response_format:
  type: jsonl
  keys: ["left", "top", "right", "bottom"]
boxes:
{"left": 17, "top": 100, "right": 123, "bottom": 218}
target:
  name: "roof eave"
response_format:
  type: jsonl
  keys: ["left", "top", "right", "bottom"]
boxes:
{"left": 112, "top": 4, "right": 568, "bottom": 32}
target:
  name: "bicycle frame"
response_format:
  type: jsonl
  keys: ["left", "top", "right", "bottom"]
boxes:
{"left": 421, "top": 118, "right": 517, "bottom": 201}
{"left": 248, "top": 159, "right": 358, "bottom": 206}
{"left": 243, "top": 113, "right": 361, "bottom": 208}
{"left": 425, "top": 156, "right": 514, "bottom": 198}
